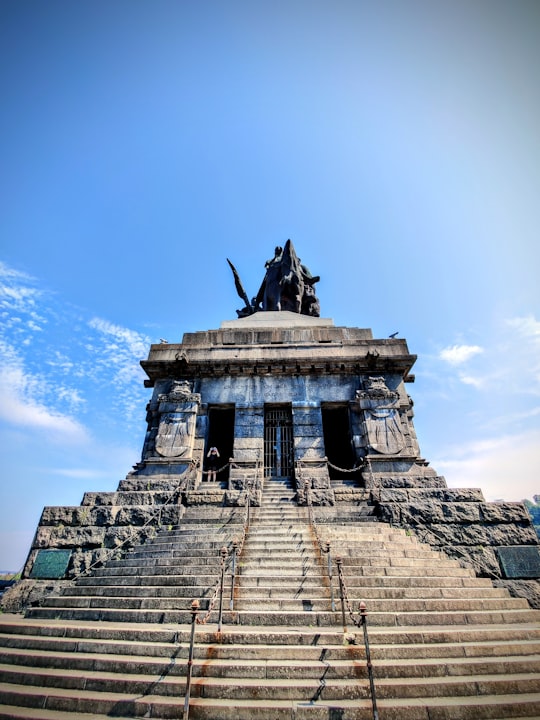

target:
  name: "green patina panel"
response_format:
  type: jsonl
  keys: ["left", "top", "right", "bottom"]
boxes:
{"left": 497, "top": 546, "right": 540, "bottom": 579}
{"left": 30, "top": 550, "right": 72, "bottom": 579}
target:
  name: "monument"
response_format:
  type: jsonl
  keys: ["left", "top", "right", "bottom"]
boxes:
{"left": 8, "top": 239, "right": 539, "bottom": 607}
{"left": 1, "top": 241, "right": 540, "bottom": 718}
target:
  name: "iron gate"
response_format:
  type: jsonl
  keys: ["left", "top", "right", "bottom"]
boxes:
{"left": 264, "top": 406, "right": 294, "bottom": 478}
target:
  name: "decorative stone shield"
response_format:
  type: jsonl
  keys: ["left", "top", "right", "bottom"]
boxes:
{"left": 357, "top": 376, "right": 405, "bottom": 455}
{"left": 155, "top": 409, "right": 196, "bottom": 458}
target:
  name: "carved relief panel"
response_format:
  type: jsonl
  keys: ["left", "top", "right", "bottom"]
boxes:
{"left": 152, "top": 380, "right": 201, "bottom": 460}
{"left": 356, "top": 376, "right": 405, "bottom": 455}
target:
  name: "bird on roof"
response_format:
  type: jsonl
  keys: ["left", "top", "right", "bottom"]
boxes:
{"left": 389, "top": 332, "right": 399, "bottom": 338}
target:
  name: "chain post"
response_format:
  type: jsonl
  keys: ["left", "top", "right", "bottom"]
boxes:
{"left": 183, "top": 599, "right": 199, "bottom": 720}
{"left": 217, "top": 546, "right": 227, "bottom": 633}
{"left": 230, "top": 540, "right": 238, "bottom": 610}
{"left": 359, "top": 602, "right": 379, "bottom": 720}
{"left": 246, "top": 480, "right": 252, "bottom": 527}
{"left": 336, "top": 556, "right": 347, "bottom": 632}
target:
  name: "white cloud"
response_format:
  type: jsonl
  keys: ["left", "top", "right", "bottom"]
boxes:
{"left": 507, "top": 315, "right": 540, "bottom": 339}
{"left": 0, "top": 262, "right": 32, "bottom": 281}
{"left": 88, "top": 317, "right": 149, "bottom": 358}
{"left": 458, "top": 373, "right": 484, "bottom": 388}
{"left": 439, "top": 344, "right": 484, "bottom": 365}
{"left": 0, "top": 344, "right": 88, "bottom": 443}
{"left": 432, "top": 429, "right": 540, "bottom": 503}
{"left": 86, "top": 316, "right": 151, "bottom": 420}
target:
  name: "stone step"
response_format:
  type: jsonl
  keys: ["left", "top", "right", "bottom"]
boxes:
{"left": 335, "top": 564, "right": 476, "bottom": 577}
{"left": 234, "top": 585, "right": 510, "bottom": 600}
{"left": 105, "top": 556, "right": 225, "bottom": 568}
{"left": 61, "top": 585, "right": 217, "bottom": 598}
{"left": 31, "top": 597, "right": 221, "bottom": 611}
{"left": 3, "top": 617, "right": 540, "bottom": 646}
{"left": 2, "top": 651, "right": 540, "bottom": 684}
{"left": 2, "top": 696, "right": 540, "bottom": 720}
{"left": 74, "top": 574, "right": 222, "bottom": 587}
{"left": 3, "top": 671, "right": 540, "bottom": 708}
{"left": 239, "top": 563, "right": 473, "bottom": 578}
{"left": 26, "top": 606, "right": 540, "bottom": 628}
{"left": 81, "top": 564, "right": 226, "bottom": 577}
{"left": 3, "top": 629, "right": 540, "bottom": 664}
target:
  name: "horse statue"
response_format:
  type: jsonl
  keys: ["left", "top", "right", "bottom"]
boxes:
{"left": 228, "top": 239, "right": 320, "bottom": 317}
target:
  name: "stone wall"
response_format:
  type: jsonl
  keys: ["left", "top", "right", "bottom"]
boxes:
{"left": 373, "top": 468, "right": 540, "bottom": 607}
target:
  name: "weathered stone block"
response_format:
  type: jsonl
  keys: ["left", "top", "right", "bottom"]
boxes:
{"left": 480, "top": 503, "right": 531, "bottom": 524}
{"left": 377, "top": 503, "right": 401, "bottom": 524}
{"left": 442, "top": 544, "right": 501, "bottom": 579}
{"left": 443, "top": 488, "right": 485, "bottom": 502}
{"left": 294, "top": 437, "right": 325, "bottom": 452}
{"left": 441, "top": 503, "right": 481, "bottom": 523}
{"left": 379, "top": 489, "right": 408, "bottom": 503}
{"left": 484, "top": 524, "right": 539, "bottom": 546}
{"left": 293, "top": 424, "right": 323, "bottom": 437}
{"left": 39, "top": 506, "right": 81, "bottom": 526}
{"left": 494, "top": 579, "right": 540, "bottom": 609}
{"left": 232, "top": 438, "right": 263, "bottom": 450}
{"left": 379, "top": 476, "right": 447, "bottom": 489}
{"left": 34, "top": 525, "right": 106, "bottom": 548}
{"left": 399, "top": 502, "right": 446, "bottom": 524}
{"left": 114, "top": 506, "right": 159, "bottom": 526}
{"left": 186, "top": 490, "right": 225, "bottom": 506}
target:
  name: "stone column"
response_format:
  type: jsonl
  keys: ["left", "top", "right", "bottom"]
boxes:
{"left": 228, "top": 404, "right": 264, "bottom": 501}
{"left": 292, "top": 402, "right": 333, "bottom": 505}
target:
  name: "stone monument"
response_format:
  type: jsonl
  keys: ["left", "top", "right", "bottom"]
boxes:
{"left": 4, "top": 239, "right": 540, "bottom": 611}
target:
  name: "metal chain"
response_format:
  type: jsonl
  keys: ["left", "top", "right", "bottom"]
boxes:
{"left": 336, "top": 559, "right": 362, "bottom": 627}
{"left": 234, "top": 486, "right": 252, "bottom": 557}
{"left": 201, "top": 462, "right": 230, "bottom": 476}
{"left": 196, "top": 550, "right": 228, "bottom": 625}
{"left": 326, "top": 459, "right": 365, "bottom": 474}
{"left": 304, "top": 483, "right": 328, "bottom": 555}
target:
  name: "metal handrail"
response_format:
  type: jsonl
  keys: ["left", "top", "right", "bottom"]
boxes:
{"left": 183, "top": 479, "right": 253, "bottom": 716}
{"left": 336, "top": 557, "right": 379, "bottom": 720}
{"left": 302, "top": 479, "right": 335, "bottom": 612}
{"left": 183, "top": 599, "right": 199, "bottom": 720}
{"left": 229, "top": 480, "right": 252, "bottom": 610}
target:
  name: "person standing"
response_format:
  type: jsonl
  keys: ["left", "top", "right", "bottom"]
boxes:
{"left": 206, "top": 446, "right": 220, "bottom": 482}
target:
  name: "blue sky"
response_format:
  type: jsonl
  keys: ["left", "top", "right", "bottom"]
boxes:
{"left": 1, "top": 0, "right": 539, "bottom": 570}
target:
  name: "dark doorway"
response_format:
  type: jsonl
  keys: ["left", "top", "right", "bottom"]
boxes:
{"left": 205, "top": 406, "right": 235, "bottom": 485}
{"left": 321, "top": 404, "right": 360, "bottom": 481}
{"left": 264, "top": 405, "right": 294, "bottom": 478}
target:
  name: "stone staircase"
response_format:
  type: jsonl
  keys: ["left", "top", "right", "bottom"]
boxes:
{"left": 1, "top": 478, "right": 540, "bottom": 718}
{"left": 233, "top": 478, "right": 334, "bottom": 624}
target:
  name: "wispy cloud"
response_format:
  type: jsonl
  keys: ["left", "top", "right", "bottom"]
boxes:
{"left": 0, "top": 355, "right": 88, "bottom": 442}
{"left": 439, "top": 344, "right": 484, "bottom": 365}
{"left": 87, "top": 316, "right": 151, "bottom": 420}
{"left": 0, "top": 262, "right": 151, "bottom": 433}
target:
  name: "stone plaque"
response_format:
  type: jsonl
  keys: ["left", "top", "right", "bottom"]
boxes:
{"left": 30, "top": 549, "right": 72, "bottom": 579}
{"left": 497, "top": 546, "right": 540, "bottom": 579}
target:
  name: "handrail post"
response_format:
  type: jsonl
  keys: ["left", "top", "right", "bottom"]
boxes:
{"left": 336, "top": 556, "right": 347, "bottom": 632}
{"left": 246, "top": 480, "right": 252, "bottom": 527}
{"left": 326, "top": 541, "right": 335, "bottom": 612}
{"left": 230, "top": 540, "right": 238, "bottom": 610}
{"left": 217, "top": 546, "right": 227, "bottom": 633}
{"left": 359, "top": 602, "right": 379, "bottom": 720}
{"left": 183, "top": 599, "right": 199, "bottom": 720}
